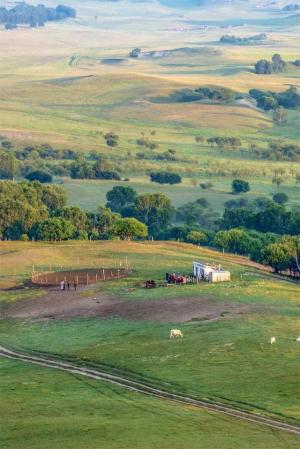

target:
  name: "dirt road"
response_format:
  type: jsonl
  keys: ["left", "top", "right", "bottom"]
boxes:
{"left": 1, "top": 346, "right": 299, "bottom": 435}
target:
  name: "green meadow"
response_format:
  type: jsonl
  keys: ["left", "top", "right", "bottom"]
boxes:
{"left": 1, "top": 241, "right": 299, "bottom": 425}
{"left": 2, "top": 357, "right": 300, "bottom": 449}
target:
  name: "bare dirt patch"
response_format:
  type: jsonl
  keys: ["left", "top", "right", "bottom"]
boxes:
{"left": 2, "top": 286, "right": 249, "bottom": 323}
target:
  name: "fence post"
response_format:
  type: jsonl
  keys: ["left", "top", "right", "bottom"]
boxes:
{"left": 87, "top": 274, "right": 89, "bottom": 285}
{"left": 96, "top": 274, "right": 98, "bottom": 283}
{"left": 103, "top": 269, "right": 106, "bottom": 281}
{"left": 118, "top": 269, "right": 120, "bottom": 279}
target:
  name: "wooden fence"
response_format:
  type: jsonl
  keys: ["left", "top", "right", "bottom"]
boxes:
{"left": 31, "top": 268, "right": 130, "bottom": 287}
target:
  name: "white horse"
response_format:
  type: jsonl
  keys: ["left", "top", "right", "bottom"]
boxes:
{"left": 170, "top": 329, "right": 183, "bottom": 339}
{"left": 270, "top": 337, "right": 276, "bottom": 344}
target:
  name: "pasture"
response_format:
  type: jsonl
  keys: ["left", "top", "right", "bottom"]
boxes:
{"left": 0, "top": 241, "right": 299, "bottom": 425}
{"left": 2, "top": 357, "right": 300, "bottom": 449}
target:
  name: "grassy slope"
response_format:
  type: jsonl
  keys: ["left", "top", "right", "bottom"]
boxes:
{"left": 0, "top": 241, "right": 299, "bottom": 421}
{"left": 2, "top": 358, "right": 299, "bottom": 449}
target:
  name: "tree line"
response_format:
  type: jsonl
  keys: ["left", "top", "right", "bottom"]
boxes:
{"left": 0, "top": 3, "right": 76, "bottom": 29}
{"left": 249, "top": 86, "right": 300, "bottom": 111}
{"left": 220, "top": 33, "right": 267, "bottom": 45}
{"left": 1, "top": 181, "right": 299, "bottom": 275}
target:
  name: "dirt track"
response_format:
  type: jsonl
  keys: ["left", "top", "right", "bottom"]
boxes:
{"left": 1, "top": 346, "right": 300, "bottom": 435}
{"left": 1, "top": 286, "right": 249, "bottom": 322}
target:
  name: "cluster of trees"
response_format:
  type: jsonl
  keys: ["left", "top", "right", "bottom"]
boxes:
{"left": 250, "top": 86, "right": 300, "bottom": 111}
{"left": 221, "top": 202, "right": 300, "bottom": 236}
{"left": 194, "top": 86, "right": 236, "bottom": 103}
{"left": 214, "top": 229, "right": 299, "bottom": 275}
{"left": 0, "top": 3, "right": 76, "bottom": 29}
{"left": 162, "top": 86, "right": 236, "bottom": 104}
{"left": 251, "top": 141, "right": 300, "bottom": 161}
{"left": 220, "top": 33, "right": 267, "bottom": 45}
{"left": 70, "top": 156, "right": 121, "bottom": 180}
{"left": 254, "top": 54, "right": 287, "bottom": 74}
{"left": 1, "top": 180, "right": 299, "bottom": 275}
{"left": 150, "top": 171, "right": 182, "bottom": 185}
{"left": 207, "top": 136, "right": 242, "bottom": 149}
{"left": 176, "top": 198, "right": 219, "bottom": 231}
{"left": 0, "top": 181, "right": 147, "bottom": 241}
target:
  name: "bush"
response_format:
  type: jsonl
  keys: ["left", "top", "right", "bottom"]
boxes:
{"left": 150, "top": 171, "right": 182, "bottom": 185}
{"left": 273, "top": 192, "right": 289, "bottom": 204}
{"left": 232, "top": 179, "right": 250, "bottom": 194}
{"left": 25, "top": 170, "right": 53, "bottom": 183}
{"left": 20, "top": 234, "right": 29, "bottom": 241}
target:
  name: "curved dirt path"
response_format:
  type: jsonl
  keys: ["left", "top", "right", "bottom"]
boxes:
{"left": 1, "top": 346, "right": 300, "bottom": 436}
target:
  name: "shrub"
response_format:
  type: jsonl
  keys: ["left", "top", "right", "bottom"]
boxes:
{"left": 232, "top": 179, "right": 250, "bottom": 194}
{"left": 150, "top": 171, "right": 182, "bottom": 185}
{"left": 273, "top": 192, "right": 289, "bottom": 204}
{"left": 25, "top": 170, "right": 53, "bottom": 183}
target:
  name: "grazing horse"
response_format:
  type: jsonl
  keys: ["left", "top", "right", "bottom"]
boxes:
{"left": 170, "top": 329, "right": 183, "bottom": 339}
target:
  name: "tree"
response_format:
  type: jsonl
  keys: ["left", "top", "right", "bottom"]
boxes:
{"left": 41, "top": 184, "right": 67, "bottom": 211}
{"left": 272, "top": 175, "right": 284, "bottom": 189}
{"left": 262, "top": 242, "right": 291, "bottom": 273}
{"left": 187, "top": 230, "right": 207, "bottom": 245}
{"left": 113, "top": 218, "right": 148, "bottom": 240}
{"left": 273, "top": 106, "right": 287, "bottom": 124}
{"left": 0, "top": 152, "right": 18, "bottom": 179}
{"left": 104, "top": 132, "right": 119, "bottom": 148}
{"left": 214, "top": 228, "right": 254, "bottom": 255}
{"left": 232, "top": 179, "right": 250, "bottom": 194}
{"left": 25, "top": 170, "right": 52, "bottom": 183}
{"left": 150, "top": 171, "right": 182, "bottom": 185}
{"left": 195, "top": 136, "right": 205, "bottom": 144}
{"left": 132, "top": 193, "right": 173, "bottom": 236}
{"left": 129, "top": 48, "right": 141, "bottom": 58}
{"left": 33, "top": 217, "right": 75, "bottom": 241}
{"left": 58, "top": 206, "right": 87, "bottom": 231}
{"left": 273, "top": 193, "right": 288, "bottom": 204}
{"left": 106, "top": 186, "right": 137, "bottom": 213}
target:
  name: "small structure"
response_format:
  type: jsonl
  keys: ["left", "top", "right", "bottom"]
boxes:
{"left": 193, "top": 262, "right": 230, "bottom": 283}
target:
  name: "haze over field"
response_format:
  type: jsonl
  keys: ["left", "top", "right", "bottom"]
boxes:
{"left": 0, "top": 1, "right": 300, "bottom": 448}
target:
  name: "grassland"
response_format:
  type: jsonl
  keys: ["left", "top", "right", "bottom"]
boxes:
{"left": 2, "top": 357, "right": 300, "bottom": 449}
{"left": 1, "top": 241, "right": 299, "bottom": 424}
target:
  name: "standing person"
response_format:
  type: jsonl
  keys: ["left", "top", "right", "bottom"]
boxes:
{"left": 74, "top": 281, "right": 77, "bottom": 291}
{"left": 67, "top": 281, "right": 70, "bottom": 291}
{"left": 60, "top": 280, "right": 64, "bottom": 291}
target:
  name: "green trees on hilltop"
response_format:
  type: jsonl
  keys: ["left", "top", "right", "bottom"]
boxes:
{"left": 254, "top": 54, "right": 287, "bottom": 74}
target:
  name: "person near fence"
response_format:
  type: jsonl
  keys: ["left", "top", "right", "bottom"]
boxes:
{"left": 60, "top": 281, "right": 65, "bottom": 291}
{"left": 74, "top": 281, "right": 77, "bottom": 291}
